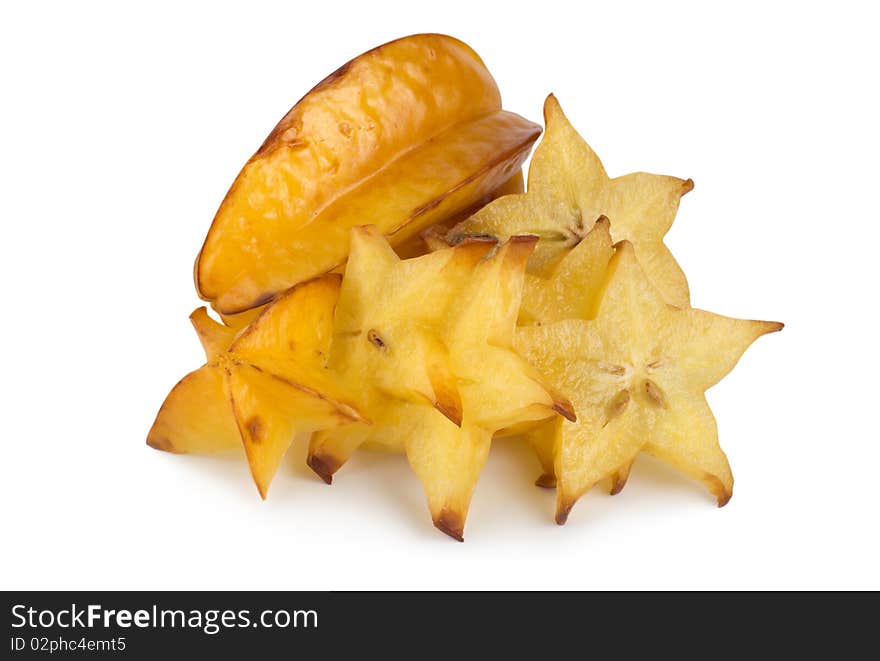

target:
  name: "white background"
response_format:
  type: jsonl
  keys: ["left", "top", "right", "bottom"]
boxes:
{"left": 2, "top": 1, "right": 878, "bottom": 590}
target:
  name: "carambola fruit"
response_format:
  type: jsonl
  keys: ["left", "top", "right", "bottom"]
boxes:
{"left": 149, "top": 34, "right": 782, "bottom": 540}
{"left": 448, "top": 94, "right": 693, "bottom": 308}
{"left": 195, "top": 33, "right": 541, "bottom": 314}
{"left": 148, "top": 275, "right": 364, "bottom": 498}
{"left": 515, "top": 237, "right": 782, "bottom": 523}
{"left": 308, "top": 228, "right": 573, "bottom": 540}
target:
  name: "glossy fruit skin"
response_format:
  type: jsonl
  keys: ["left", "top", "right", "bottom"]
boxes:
{"left": 195, "top": 33, "right": 541, "bottom": 314}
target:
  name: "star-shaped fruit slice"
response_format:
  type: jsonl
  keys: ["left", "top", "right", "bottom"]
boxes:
{"left": 308, "top": 229, "right": 573, "bottom": 540}
{"left": 327, "top": 225, "right": 497, "bottom": 421}
{"left": 515, "top": 240, "right": 782, "bottom": 523}
{"left": 306, "top": 226, "right": 497, "bottom": 482}
{"left": 448, "top": 94, "right": 693, "bottom": 308}
{"left": 405, "top": 236, "right": 575, "bottom": 539}
{"left": 147, "top": 275, "right": 364, "bottom": 497}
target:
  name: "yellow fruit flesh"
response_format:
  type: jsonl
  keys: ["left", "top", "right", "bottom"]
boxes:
{"left": 309, "top": 231, "right": 573, "bottom": 539}
{"left": 519, "top": 218, "right": 614, "bottom": 325}
{"left": 516, "top": 241, "right": 782, "bottom": 522}
{"left": 147, "top": 364, "right": 240, "bottom": 455}
{"left": 449, "top": 94, "right": 692, "bottom": 308}
{"left": 148, "top": 276, "right": 364, "bottom": 497}
{"left": 189, "top": 307, "right": 236, "bottom": 360}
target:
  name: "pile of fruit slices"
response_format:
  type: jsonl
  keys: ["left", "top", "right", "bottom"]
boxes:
{"left": 148, "top": 34, "right": 781, "bottom": 541}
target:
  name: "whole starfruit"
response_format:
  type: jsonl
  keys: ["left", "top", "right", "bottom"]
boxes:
{"left": 195, "top": 33, "right": 541, "bottom": 314}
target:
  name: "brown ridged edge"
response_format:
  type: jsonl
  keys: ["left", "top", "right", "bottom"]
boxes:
{"left": 434, "top": 510, "right": 465, "bottom": 542}
{"left": 555, "top": 500, "right": 574, "bottom": 526}
{"left": 307, "top": 452, "right": 340, "bottom": 485}
{"left": 535, "top": 473, "right": 556, "bottom": 489}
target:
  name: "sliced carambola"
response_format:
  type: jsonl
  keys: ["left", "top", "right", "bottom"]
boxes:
{"left": 449, "top": 94, "right": 693, "bottom": 308}
{"left": 516, "top": 241, "right": 782, "bottom": 523}
{"left": 309, "top": 230, "right": 573, "bottom": 540}
{"left": 148, "top": 276, "right": 364, "bottom": 497}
